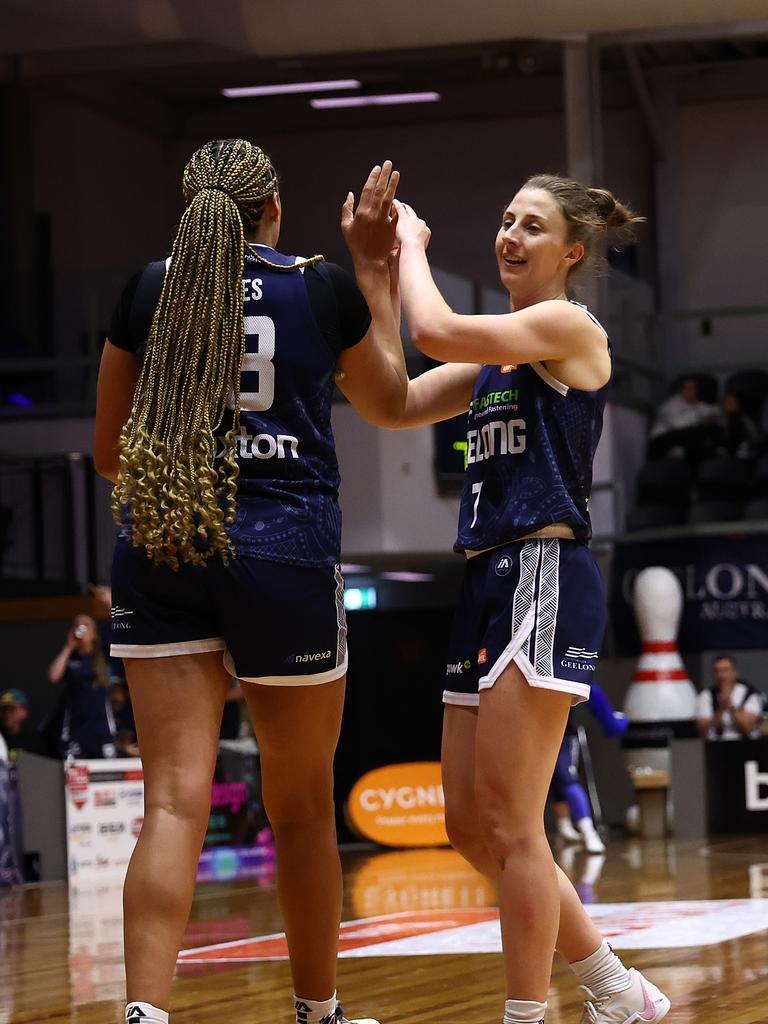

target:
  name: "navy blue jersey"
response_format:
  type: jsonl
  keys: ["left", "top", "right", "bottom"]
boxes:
{"left": 109, "top": 246, "right": 370, "bottom": 568}
{"left": 455, "top": 303, "right": 610, "bottom": 553}
{"left": 216, "top": 247, "right": 347, "bottom": 566}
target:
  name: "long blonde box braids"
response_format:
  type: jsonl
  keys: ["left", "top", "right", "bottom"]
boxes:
{"left": 113, "top": 140, "right": 284, "bottom": 570}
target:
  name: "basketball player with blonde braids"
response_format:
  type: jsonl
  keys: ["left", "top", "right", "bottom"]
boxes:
{"left": 95, "top": 139, "right": 404, "bottom": 1024}
{"left": 348, "top": 175, "right": 670, "bottom": 1024}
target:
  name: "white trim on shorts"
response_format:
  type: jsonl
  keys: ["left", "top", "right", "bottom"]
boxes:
{"left": 224, "top": 648, "right": 349, "bottom": 686}
{"left": 442, "top": 538, "right": 590, "bottom": 708}
{"left": 111, "top": 638, "right": 226, "bottom": 658}
{"left": 442, "top": 690, "right": 481, "bottom": 707}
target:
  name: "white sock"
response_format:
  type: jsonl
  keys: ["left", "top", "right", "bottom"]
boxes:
{"left": 503, "top": 998, "right": 547, "bottom": 1023}
{"left": 125, "top": 1002, "right": 168, "bottom": 1024}
{"left": 294, "top": 993, "right": 337, "bottom": 1024}
{"left": 571, "top": 940, "right": 631, "bottom": 1000}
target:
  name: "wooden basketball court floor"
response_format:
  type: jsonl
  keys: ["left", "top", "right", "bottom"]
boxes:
{"left": 3, "top": 835, "right": 768, "bottom": 1023}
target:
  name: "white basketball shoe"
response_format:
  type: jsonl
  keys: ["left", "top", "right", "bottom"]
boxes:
{"left": 579, "top": 968, "right": 671, "bottom": 1023}
{"left": 319, "top": 1007, "right": 379, "bottom": 1024}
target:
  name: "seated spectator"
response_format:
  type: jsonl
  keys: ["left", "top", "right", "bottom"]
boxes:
{"left": 0, "top": 689, "right": 43, "bottom": 760}
{"left": 696, "top": 654, "right": 764, "bottom": 740}
{"left": 648, "top": 376, "right": 724, "bottom": 462}
{"left": 48, "top": 615, "right": 117, "bottom": 759}
{"left": 721, "top": 392, "right": 765, "bottom": 459}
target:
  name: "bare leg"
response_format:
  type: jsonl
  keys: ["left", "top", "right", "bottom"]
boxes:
{"left": 242, "top": 677, "right": 346, "bottom": 1001}
{"left": 475, "top": 663, "right": 571, "bottom": 1001}
{"left": 442, "top": 691, "right": 603, "bottom": 984}
{"left": 123, "top": 652, "right": 232, "bottom": 1008}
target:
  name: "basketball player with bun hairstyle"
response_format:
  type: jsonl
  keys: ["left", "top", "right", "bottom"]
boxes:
{"left": 95, "top": 139, "right": 404, "bottom": 1024}
{"left": 366, "top": 176, "right": 670, "bottom": 1024}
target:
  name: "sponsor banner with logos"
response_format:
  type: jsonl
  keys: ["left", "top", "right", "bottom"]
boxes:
{"left": 346, "top": 762, "right": 448, "bottom": 847}
{"left": 611, "top": 534, "right": 768, "bottom": 652}
{"left": 707, "top": 737, "right": 768, "bottom": 832}
{"left": 65, "top": 746, "right": 275, "bottom": 884}
{"left": 65, "top": 758, "right": 144, "bottom": 881}
{"left": 202, "top": 743, "right": 273, "bottom": 882}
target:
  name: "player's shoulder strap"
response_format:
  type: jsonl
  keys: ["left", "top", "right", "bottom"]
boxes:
{"left": 129, "top": 259, "right": 168, "bottom": 362}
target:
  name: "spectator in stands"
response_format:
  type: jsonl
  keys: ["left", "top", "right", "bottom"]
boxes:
{"left": 696, "top": 653, "right": 764, "bottom": 740}
{"left": 0, "top": 689, "right": 43, "bottom": 760}
{"left": 721, "top": 392, "right": 765, "bottom": 459}
{"left": 648, "top": 375, "right": 723, "bottom": 462}
{"left": 110, "top": 680, "right": 139, "bottom": 757}
{"left": 48, "top": 615, "right": 117, "bottom": 759}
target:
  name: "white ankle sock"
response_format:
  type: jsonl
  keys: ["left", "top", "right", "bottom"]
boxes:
{"left": 294, "top": 993, "right": 337, "bottom": 1024}
{"left": 125, "top": 1002, "right": 168, "bottom": 1024}
{"left": 503, "top": 998, "right": 547, "bottom": 1023}
{"left": 571, "top": 940, "right": 631, "bottom": 1000}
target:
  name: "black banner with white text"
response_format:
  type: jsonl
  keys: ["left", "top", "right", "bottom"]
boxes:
{"left": 611, "top": 534, "right": 768, "bottom": 653}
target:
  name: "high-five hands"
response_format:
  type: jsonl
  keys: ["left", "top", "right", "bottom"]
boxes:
{"left": 393, "top": 199, "right": 431, "bottom": 249}
{"left": 341, "top": 160, "right": 400, "bottom": 267}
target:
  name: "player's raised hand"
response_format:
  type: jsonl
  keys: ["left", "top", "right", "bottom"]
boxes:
{"left": 341, "top": 160, "right": 400, "bottom": 267}
{"left": 394, "top": 199, "right": 431, "bottom": 249}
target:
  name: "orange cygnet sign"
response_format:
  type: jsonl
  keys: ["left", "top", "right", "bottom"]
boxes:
{"left": 346, "top": 762, "right": 449, "bottom": 847}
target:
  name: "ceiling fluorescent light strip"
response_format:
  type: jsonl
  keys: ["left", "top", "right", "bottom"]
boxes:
{"left": 223, "top": 79, "right": 360, "bottom": 99}
{"left": 311, "top": 91, "right": 441, "bottom": 109}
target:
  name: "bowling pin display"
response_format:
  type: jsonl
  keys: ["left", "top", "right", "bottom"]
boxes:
{"left": 624, "top": 567, "right": 698, "bottom": 723}
{"left": 623, "top": 567, "right": 698, "bottom": 805}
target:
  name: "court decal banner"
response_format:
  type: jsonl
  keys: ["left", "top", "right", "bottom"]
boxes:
{"left": 178, "top": 899, "right": 768, "bottom": 963}
{"left": 611, "top": 535, "right": 768, "bottom": 651}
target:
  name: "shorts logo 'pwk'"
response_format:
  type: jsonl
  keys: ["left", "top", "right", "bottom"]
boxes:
{"left": 446, "top": 659, "right": 472, "bottom": 675}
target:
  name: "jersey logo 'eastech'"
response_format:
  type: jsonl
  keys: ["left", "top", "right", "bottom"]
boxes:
{"left": 471, "top": 387, "right": 520, "bottom": 412}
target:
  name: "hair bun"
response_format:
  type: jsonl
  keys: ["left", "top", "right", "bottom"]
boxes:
{"left": 587, "top": 187, "right": 643, "bottom": 230}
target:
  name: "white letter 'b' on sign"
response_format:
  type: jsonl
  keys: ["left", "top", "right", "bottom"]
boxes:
{"left": 745, "top": 761, "right": 768, "bottom": 811}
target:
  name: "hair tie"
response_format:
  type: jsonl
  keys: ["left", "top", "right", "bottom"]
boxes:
{"left": 199, "top": 185, "right": 233, "bottom": 198}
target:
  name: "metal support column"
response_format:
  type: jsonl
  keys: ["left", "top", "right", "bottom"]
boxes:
{"left": 562, "top": 38, "right": 605, "bottom": 316}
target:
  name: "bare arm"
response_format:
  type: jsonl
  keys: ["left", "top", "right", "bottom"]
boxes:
{"left": 696, "top": 717, "right": 713, "bottom": 739}
{"left": 392, "top": 362, "right": 479, "bottom": 428}
{"left": 398, "top": 237, "right": 597, "bottom": 366}
{"left": 338, "top": 161, "right": 408, "bottom": 427}
{"left": 94, "top": 340, "right": 141, "bottom": 482}
{"left": 696, "top": 692, "right": 714, "bottom": 738}
{"left": 48, "top": 637, "right": 74, "bottom": 684}
{"left": 394, "top": 202, "right": 607, "bottom": 383}
{"left": 732, "top": 708, "right": 760, "bottom": 736}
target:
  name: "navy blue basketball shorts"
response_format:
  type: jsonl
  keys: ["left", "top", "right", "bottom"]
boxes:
{"left": 110, "top": 537, "right": 347, "bottom": 685}
{"left": 443, "top": 538, "right": 606, "bottom": 707}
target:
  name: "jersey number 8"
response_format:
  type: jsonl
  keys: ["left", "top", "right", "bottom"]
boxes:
{"left": 227, "top": 315, "right": 276, "bottom": 412}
